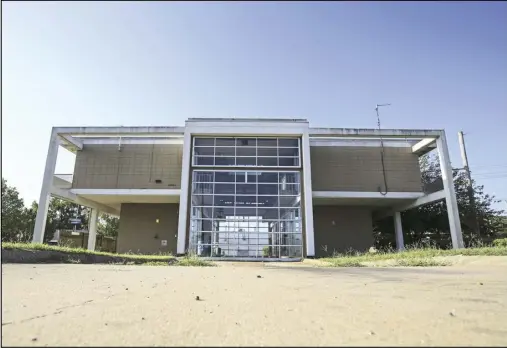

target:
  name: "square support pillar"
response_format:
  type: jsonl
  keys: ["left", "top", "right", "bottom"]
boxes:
{"left": 436, "top": 133, "right": 464, "bottom": 249}
{"left": 301, "top": 132, "right": 315, "bottom": 257}
{"left": 32, "top": 129, "right": 60, "bottom": 243}
{"left": 87, "top": 208, "right": 99, "bottom": 251}
{"left": 177, "top": 131, "right": 192, "bottom": 255}
{"left": 394, "top": 211, "right": 405, "bottom": 251}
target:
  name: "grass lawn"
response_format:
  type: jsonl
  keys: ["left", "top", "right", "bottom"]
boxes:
{"left": 1, "top": 242, "right": 214, "bottom": 267}
{"left": 319, "top": 245, "right": 507, "bottom": 267}
{"left": 4, "top": 242, "right": 507, "bottom": 268}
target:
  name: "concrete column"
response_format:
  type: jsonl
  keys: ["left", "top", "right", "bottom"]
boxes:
{"left": 87, "top": 208, "right": 99, "bottom": 251}
{"left": 436, "top": 132, "right": 464, "bottom": 249}
{"left": 394, "top": 211, "right": 405, "bottom": 251}
{"left": 177, "top": 130, "right": 192, "bottom": 255}
{"left": 301, "top": 131, "right": 315, "bottom": 257}
{"left": 32, "top": 129, "right": 60, "bottom": 243}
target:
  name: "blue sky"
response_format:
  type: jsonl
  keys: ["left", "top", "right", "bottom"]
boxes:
{"left": 3, "top": 1, "right": 507, "bottom": 210}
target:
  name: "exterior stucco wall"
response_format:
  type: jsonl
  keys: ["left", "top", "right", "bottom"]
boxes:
{"left": 313, "top": 206, "right": 374, "bottom": 257}
{"left": 310, "top": 146, "right": 422, "bottom": 192}
{"left": 117, "top": 203, "right": 179, "bottom": 254}
{"left": 72, "top": 144, "right": 183, "bottom": 189}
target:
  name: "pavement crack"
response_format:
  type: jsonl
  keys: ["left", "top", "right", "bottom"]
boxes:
{"left": 19, "top": 314, "right": 49, "bottom": 324}
{"left": 10, "top": 301, "right": 92, "bottom": 326}
{"left": 56, "top": 299, "right": 94, "bottom": 311}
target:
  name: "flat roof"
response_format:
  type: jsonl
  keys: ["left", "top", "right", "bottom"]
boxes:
{"left": 186, "top": 118, "right": 309, "bottom": 123}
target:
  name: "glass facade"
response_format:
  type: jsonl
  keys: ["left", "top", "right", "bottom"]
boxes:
{"left": 193, "top": 137, "right": 300, "bottom": 167}
{"left": 189, "top": 137, "right": 303, "bottom": 258}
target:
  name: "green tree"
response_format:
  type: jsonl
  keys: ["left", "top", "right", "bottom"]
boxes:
{"left": 374, "top": 154, "right": 506, "bottom": 249}
{"left": 42, "top": 198, "right": 90, "bottom": 241}
{"left": 1, "top": 177, "right": 93, "bottom": 243}
{"left": 98, "top": 213, "right": 120, "bottom": 237}
{"left": 17, "top": 201, "right": 38, "bottom": 242}
{"left": 1, "top": 178, "right": 29, "bottom": 242}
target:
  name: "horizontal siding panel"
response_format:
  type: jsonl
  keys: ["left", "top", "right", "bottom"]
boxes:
{"left": 72, "top": 144, "right": 183, "bottom": 189}
{"left": 310, "top": 146, "right": 422, "bottom": 192}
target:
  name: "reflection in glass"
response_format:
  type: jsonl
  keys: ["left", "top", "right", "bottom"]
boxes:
{"left": 237, "top": 157, "right": 256, "bottom": 166}
{"left": 237, "top": 147, "right": 256, "bottom": 156}
{"left": 279, "top": 157, "right": 299, "bottom": 167}
{"left": 257, "top": 138, "right": 277, "bottom": 147}
{"left": 257, "top": 148, "right": 277, "bottom": 157}
{"left": 194, "top": 138, "right": 214, "bottom": 146}
{"left": 194, "top": 156, "right": 214, "bottom": 166}
{"left": 215, "top": 157, "right": 235, "bottom": 166}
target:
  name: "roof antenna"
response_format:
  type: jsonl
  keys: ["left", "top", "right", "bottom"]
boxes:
{"left": 375, "top": 103, "right": 391, "bottom": 196}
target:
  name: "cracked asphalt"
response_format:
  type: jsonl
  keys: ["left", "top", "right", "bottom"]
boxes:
{"left": 2, "top": 262, "right": 507, "bottom": 346}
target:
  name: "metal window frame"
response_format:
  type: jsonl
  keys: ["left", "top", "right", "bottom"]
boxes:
{"left": 191, "top": 136, "right": 302, "bottom": 168}
{"left": 189, "top": 168, "right": 303, "bottom": 258}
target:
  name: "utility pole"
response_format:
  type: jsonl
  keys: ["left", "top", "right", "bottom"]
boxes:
{"left": 458, "top": 131, "right": 480, "bottom": 237}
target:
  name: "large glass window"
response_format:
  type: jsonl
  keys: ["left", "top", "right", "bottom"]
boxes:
{"left": 193, "top": 137, "right": 300, "bottom": 168}
{"left": 190, "top": 170, "right": 302, "bottom": 258}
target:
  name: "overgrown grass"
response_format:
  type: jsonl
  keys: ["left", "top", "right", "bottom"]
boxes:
{"left": 139, "top": 256, "right": 215, "bottom": 267}
{"left": 1, "top": 242, "right": 214, "bottom": 266}
{"left": 320, "top": 245, "right": 507, "bottom": 268}
{"left": 2, "top": 242, "right": 173, "bottom": 260}
{"left": 140, "top": 261, "right": 170, "bottom": 266}
{"left": 177, "top": 254, "right": 216, "bottom": 267}
{"left": 325, "top": 258, "right": 365, "bottom": 267}
{"left": 393, "top": 258, "right": 450, "bottom": 267}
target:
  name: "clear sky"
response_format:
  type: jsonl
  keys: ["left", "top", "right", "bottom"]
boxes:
{"left": 3, "top": 1, "right": 507, "bottom": 210}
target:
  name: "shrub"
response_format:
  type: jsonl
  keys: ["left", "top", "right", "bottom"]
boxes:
{"left": 492, "top": 238, "right": 507, "bottom": 248}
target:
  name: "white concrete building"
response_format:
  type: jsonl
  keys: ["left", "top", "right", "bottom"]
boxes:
{"left": 33, "top": 118, "right": 463, "bottom": 259}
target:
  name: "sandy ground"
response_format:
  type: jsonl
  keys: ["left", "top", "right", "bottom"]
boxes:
{"left": 2, "top": 260, "right": 507, "bottom": 347}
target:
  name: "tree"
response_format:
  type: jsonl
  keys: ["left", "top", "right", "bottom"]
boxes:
{"left": 40, "top": 198, "right": 90, "bottom": 242}
{"left": 17, "top": 201, "right": 38, "bottom": 243}
{"left": 1, "top": 178, "right": 29, "bottom": 242}
{"left": 373, "top": 153, "right": 506, "bottom": 249}
{"left": 98, "top": 213, "right": 120, "bottom": 237}
{"left": 49, "top": 198, "right": 89, "bottom": 231}
{"left": 1, "top": 178, "right": 93, "bottom": 243}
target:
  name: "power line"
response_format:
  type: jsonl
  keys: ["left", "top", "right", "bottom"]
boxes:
{"left": 473, "top": 171, "right": 507, "bottom": 176}
{"left": 474, "top": 176, "right": 507, "bottom": 180}
{"left": 472, "top": 168, "right": 507, "bottom": 174}
{"left": 472, "top": 172, "right": 507, "bottom": 176}
{"left": 472, "top": 164, "right": 507, "bottom": 169}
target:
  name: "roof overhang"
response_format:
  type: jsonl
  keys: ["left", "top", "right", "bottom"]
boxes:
{"left": 309, "top": 128, "right": 443, "bottom": 139}
{"left": 53, "top": 127, "right": 185, "bottom": 153}
{"left": 312, "top": 191, "right": 424, "bottom": 208}
{"left": 372, "top": 190, "right": 446, "bottom": 220}
{"left": 69, "top": 189, "right": 181, "bottom": 211}
{"left": 52, "top": 124, "right": 443, "bottom": 156}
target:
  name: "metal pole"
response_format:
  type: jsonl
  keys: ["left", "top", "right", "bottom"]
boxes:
{"left": 458, "top": 131, "right": 480, "bottom": 237}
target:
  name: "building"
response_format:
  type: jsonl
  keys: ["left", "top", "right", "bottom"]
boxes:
{"left": 33, "top": 118, "right": 464, "bottom": 259}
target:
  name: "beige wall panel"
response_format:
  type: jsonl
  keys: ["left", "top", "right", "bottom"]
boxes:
{"left": 310, "top": 146, "right": 422, "bottom": 192}
{"left": 72, "top": 144, "right": 183, "bottom": 189}
{"left": 313, "top": 206, "right": 374, "bottom": 257}
{"left": 117, "top": 203, "right": 178, "bottom": 254}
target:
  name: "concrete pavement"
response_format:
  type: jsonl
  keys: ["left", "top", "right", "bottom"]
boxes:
{"left": 2, "top": 262, "right": 507, "bottom": 346}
